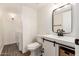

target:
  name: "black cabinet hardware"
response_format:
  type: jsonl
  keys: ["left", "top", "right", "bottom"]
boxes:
{"left": 75, "top": 39, "right": 79, "bottom": 45}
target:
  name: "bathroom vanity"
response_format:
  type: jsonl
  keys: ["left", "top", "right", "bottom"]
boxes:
{"left": 37, "top": 34, "right": 75, "bottom": 56}
{"left": 36, "top": 3, "right": 75, "bottom": 56}
{"left": 36, "top": 3, "right": 79, "bottom": 56}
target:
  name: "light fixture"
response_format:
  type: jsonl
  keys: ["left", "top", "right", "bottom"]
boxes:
{"left": 8, "top": 13, "right": 16, "bottom": 20}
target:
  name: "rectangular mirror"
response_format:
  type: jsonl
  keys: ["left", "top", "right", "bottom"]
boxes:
{"left": 52, "top": 3, "right": 72, "bottom": 33}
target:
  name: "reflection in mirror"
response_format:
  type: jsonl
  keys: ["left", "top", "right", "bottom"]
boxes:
{"left": 52, "top": 3, "right": 72, "bottom": 33}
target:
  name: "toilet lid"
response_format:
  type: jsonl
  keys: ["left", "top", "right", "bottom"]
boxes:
{"left": 27, "top": 42, "right": 41, "bottom": 50}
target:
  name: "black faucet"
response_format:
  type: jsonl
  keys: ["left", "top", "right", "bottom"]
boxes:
{"left": 57, "top": 29, "right": 65, "bottom": 36}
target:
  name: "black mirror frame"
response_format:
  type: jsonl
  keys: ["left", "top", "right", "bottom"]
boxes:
{"left": 52, "top": 3, "right": 73, "bottom": 34}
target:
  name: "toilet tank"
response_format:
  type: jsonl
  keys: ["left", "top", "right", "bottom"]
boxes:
{"left": 36, "top": 37, "right": 43, "bottom": 44}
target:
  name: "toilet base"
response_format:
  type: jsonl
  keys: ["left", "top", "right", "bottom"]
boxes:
{"left": 30, "top": 48, "right": 41, "bottom": 56}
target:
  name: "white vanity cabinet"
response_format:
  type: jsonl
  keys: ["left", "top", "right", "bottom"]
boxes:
{"left": 43, "top": 40, "right": 55, "bottom": 56}
{"left": 42, "top": 38, "right": 59, "bottom": 56}
{"left": 37, "top": 35, "right": 75, "bottom": 56}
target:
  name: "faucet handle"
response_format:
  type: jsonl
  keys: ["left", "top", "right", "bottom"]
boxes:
{"left": 57, "top": 29, "right": 61, "bottom": 33}
{"left": 61, "top": 29, "right": 65, "bottom": 33}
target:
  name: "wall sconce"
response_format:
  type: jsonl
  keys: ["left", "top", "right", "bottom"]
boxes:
{"left": 11, "top": 17, "right": 14, "bottom": 20}
{"left": 8, "top": 13, "right": 16, "bottom": 20}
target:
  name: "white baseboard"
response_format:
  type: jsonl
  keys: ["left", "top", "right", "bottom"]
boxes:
{"left": 4, "top": 41, "right": 17, "bottom": 45}
{"left": 0, "top": 45, "right": 4, "bottom": 55}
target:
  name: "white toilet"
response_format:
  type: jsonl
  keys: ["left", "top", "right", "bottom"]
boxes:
{"left": 27, "top": 42, "right": 41, "bottom": 56}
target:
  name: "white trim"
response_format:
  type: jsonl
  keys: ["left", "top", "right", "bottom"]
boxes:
{"left": 0, "top": 45, "right": 4, "bottom": 55}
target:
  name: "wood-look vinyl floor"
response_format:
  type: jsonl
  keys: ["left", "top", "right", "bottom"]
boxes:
{"left": 1, "top": 43, "right": 30, "bottom": 56}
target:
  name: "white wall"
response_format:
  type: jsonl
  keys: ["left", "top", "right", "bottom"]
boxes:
{"left": 72, "top": 4, "right": 79, "bottom": 37}
{"left": 21, "top": 6, "right": 37, "bottom": 53}
{"left": 0, "top": 7, "right": 4, "bottom": 54}
{"left": 0, "top": 5, "right": 22, "bottom": 47}
{"left": 37, "top": 3, "right": 79, "bottom": 37}
{"left": 2, "top": 7, "right": 22, "bottom": 45}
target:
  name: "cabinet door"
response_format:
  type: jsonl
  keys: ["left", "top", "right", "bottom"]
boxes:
{"left": 43, "top": 40, "right": 55, "bottom": 56}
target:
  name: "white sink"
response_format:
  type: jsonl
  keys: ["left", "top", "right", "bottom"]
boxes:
{"left": 37, "top": 34, "right": 76, "bottom": 47}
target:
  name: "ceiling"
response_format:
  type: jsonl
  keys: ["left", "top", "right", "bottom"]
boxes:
{"left": 23, "top": 3, "right": 57, "bottom": 9}
{"left": 0, "top": 3, "right": 61, "bottom": 14}
{"left": 0, "top": 3, "right": 58, "bottom": 10}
